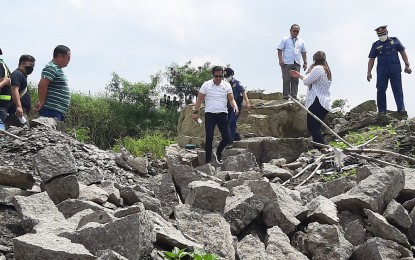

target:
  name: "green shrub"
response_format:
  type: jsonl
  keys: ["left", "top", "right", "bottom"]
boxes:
{"left": 114, "top": 133, "right": 175, "bottom": 159}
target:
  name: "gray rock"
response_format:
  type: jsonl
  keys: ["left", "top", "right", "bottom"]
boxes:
{"left": 352, "top": 237, "right": 413, "bottom": 260}
{"left": 344, "top": 219, "right": 367, "bottom": 246}
{"left": 364, "top": 208, "right": 410, "bottom": 248}
{"left": 0, "top": 166, "right": 34, "bottom": 189}
{"left": 42, "top": 174, "right": 80, "bottom": 204}
{"left": 146, "top": 210, "right": 202, "bottom": 251}
{"left": 0, "top": 185, "right": 33, "bottom": 206}
{"left": 77, "top": 210, "right": 114, "bottom": 229}
{"left": 13, "top": 233, "right": 95, "bottom": 260}
{"left": 261, "top": 163, "right": 292, "bottom": 181}
{"left": 174, "top": 204, "right": 235, "bottom": 260}
{"left": 224, "top": 189, "right": 263, "bottom": 235}
{"left": 236, "top": 234, "right": 267, "bottom": 260}
{"left": 296, "top": 176, "right": 356, "bottom": 203}
{"left": 33, "top": 144, "right": 77, "bottom": 182}
{"left": 97, "top": 249, "right": 128, "bottom": 260}
{"left": 402, "top": 197, "right": 415, "bottom": 212}
{"left": 306, "top": 195, "right": 339, "bottom": 225}
{"left": 306, "top": 222, "right": 353, "bottom": 260}
{"left": 77, "top": 165, "right": 104, "bottom": 185}
{"left": 79, "top": 184, "right": 109, "bottom": 204}
{"left": 331, "top": 166, "right": 405, "bottom": 214}
{"left": 224, "top": 152, "right": 260, "bottom": 172}
{"left": 101, "top": 181, "right": 123, "bottom": 207}
{"left": 262, "top": 138, "right": 310, "bottom": 163}
{"left": 383, "top": 199, "right": 412, "bottom": 229}
{"left": 349, "top": 100, "right": 377, "bottom": 114}
{"left": 401, "top": 168, "right": 415, "bottom": 201}
{"left": 185, "top": 180, "right": 229, "bottom": 213}
{"left": 265, "top": 225, "right": 308, "bottom": 260}
{"left": 126, "top": 156, "right": 148, "bottom": 175}
{"left": 114, "top": 204, "right": 145, "bottom": 218}
{"left": 11, "top": 192, "right": 71, "bottom": 234}
{"left": 64, "top": 211, "right": 156, "bottom": 259}
{"left": 249, "top": 181, "right": 307, "bottom": 234}
{"left": 57, "top": 199, "right": 107, "bottom": 218}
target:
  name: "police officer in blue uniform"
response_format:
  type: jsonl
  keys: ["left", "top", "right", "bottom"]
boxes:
{"left": 224, "top": 68, "right": 250, "bottom": 145}
{"left": 367, "top": 25, "right": 412, "bottom": 114}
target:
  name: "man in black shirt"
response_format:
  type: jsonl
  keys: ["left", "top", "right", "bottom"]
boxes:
{"left": 0, "top": 54, "right": 35, "bottom": 128}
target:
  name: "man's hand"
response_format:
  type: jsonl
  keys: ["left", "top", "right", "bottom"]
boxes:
{"left": 233, "top": 106, "right": 239, "bottom": 115}
{"left": 404, "top": 67, "right": 412, "bottom": 74}
{"left": 367, "top": 72, "right": 372, "bottom": 82}
{"left": 35, "top": 103, "right": 44, "bottom": 112}
{"left": 279, "top": 60, "right": 284, "bottom": 67}
{"left": 191, "top": 113, "right": 198, "bottom": 121}
{"left": 15, "top": 106, "right": 23, "bottom": 118}
{"left": 302, "top": 63, "right": 307, "bottom": 71}
{"left": 245, "top": 102, "right": 250, "bottom": 111}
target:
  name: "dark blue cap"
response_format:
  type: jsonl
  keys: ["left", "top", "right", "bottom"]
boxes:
{"left": 224, "top": 68, "right": 234, "bottom": 77}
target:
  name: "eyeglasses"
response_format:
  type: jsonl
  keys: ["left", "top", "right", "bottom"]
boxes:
{"left": 292, "top": 30, "right": 299, "bottom": 33}
{"left": 213, "top": 75, "right": 223, "bottom": 78}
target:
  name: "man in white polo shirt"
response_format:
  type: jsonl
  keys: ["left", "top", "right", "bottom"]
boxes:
{"left": 192, "top": 66, "right": 239, "bottom": 164}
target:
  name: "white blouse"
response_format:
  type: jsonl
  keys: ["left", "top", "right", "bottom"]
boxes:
{"left": 303, "top": 65, "right": 331, "bottom": 111}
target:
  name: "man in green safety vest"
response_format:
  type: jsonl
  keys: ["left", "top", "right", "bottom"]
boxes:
{"left": 0, "top": 48, "right": 11, "bottom": 131}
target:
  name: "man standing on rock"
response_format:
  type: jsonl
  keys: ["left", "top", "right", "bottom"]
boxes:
{"left": 367, "top": 25, "right": 412, "bottom": 115}
{"left": 192, "top": 66, "right": 239, "bottom": 164}
{"left": 277, "top": 24, "right": 308, "bottom": 100}
{"left": 36, "top": 45, "right": 71, "bottom": 121}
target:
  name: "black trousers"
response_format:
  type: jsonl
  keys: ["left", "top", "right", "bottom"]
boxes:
{"left": 204, "top": 112, "right": 230, "bottom": 163}
{"left": 307, "top": 98, "right": 329, "bottom": 148}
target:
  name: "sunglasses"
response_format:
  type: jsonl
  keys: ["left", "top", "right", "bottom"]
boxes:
{"left": 213, "top": 75, "right": 223, "bottom": 78}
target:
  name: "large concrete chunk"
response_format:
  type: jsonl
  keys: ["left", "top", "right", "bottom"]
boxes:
{"left": 33, "top": 144, "right": 77, "bottom": 182}
{"left": 352, "top": 237, "right": 413, "bottom": 260}
{"left": 400, "top": 168, "right": 415, "bottom": 200}
{"left": 306, "top": 222, "right": 353, "bottom": 260}
{"left": 265, "top": 226, "right": 308, "bottom": 260}
{"left": 236, "top": 234, "right": 267, "bottom": 260}
{"left": 306, "top": 195, "right": 339, "bottom": 225}
{"left": 174, "top": 204, "right": 235, "bottom": 260}
{"left": 42, "top": 174, "right": 80, "bottom": 204}
{"left": 65, "top": 211, "right": 156, "bottom": 259}
{"left": 364, "top": 208, "right": 410, "bottom": 248}
{"left": 11, "top": 192, "right": 70, "bottom": 234}
{"left": 331, "top": 166, "right": 405, "bottom": 214}
{"left": 249, "top": 181, "right": 307, "bottom": 234}
{"left": 383, "top": 199, "right": 412, "bottom": 229}
{"left": 0, "top": 166, "right": 34, "bottom": 189}
{"left": 296, "top": 176, "right": 357, "bottom": 203}
{"left": 185, "top": 180, "right": 229, "bottom": 213}
{"left": 13, "top": 233, "right": 95, "bottom": 260}
{"left": 57, "top": 199, "right": 107, "bottom": 218}
{"left": 223, "top": 152, "right": 260, "bottom": 172}
{"left": 224, "top": 189, "right": 264, "bottom": 235}
{"left": 146, "top": 210, "right": 202, "bottom": 251}
{"left": 0, "top": 185, "right": 33, "bottom": 206}
{"left": 261, "top": 138, "right": 310, "bottom": 163}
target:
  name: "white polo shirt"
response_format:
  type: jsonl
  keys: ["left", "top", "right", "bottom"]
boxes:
{"left": 199, "top": 79, "right": 232, "bottom": 113}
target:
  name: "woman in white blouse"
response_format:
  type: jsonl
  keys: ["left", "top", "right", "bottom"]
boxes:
{"left": 289, "top": 51, "right": 332, "bottom": 150}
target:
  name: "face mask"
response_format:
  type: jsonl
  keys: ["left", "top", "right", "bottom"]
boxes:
{"left": 225, "top": 76, "right": 233, "bottom": 82}
{"left": 25, "top": 65, "right": 34, "bottom": 75}
{"left": 378, "top": 34, "right": 388, "bottom": 42}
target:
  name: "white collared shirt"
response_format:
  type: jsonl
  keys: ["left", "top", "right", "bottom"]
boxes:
{"left": 277, "top": 36, "right": 307, "bottom": 65}
{"left": 303, "top": 65, "right": 331, "bottom": 111}
{"left": 199, "top": 79, "right": 232, "bottom": 113}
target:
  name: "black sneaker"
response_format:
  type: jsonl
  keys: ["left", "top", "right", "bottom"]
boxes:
{"left": 213, "top": 151, "right": 223, "bottom": 164}
{"left": 398, "top": 109, "right": 407, "bottom": 115}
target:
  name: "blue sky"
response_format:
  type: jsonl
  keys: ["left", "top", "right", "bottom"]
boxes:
{"left": 3, "top": 0, "right": 415, "bottom": 115}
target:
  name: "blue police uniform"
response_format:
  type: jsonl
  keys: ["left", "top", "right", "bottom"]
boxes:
{"left": 227, "top": 78, "right": 245, "bottom": 142}
{"left": 368, "top": 37, "right": 405, "bottom": 112}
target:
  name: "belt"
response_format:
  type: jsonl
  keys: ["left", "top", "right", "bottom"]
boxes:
{"left": 0, "top": 95, "right": 11, "bottom": 101}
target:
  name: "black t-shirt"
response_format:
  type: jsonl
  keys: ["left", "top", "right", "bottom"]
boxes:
{"left": 10, "top": 69, "right": 31, "bottom": 111}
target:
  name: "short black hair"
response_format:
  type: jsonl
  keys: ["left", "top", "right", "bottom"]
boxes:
{"left": 53, "top": 45, "right": 70, "bottom": 58}
{"left": 290, "top": 24, "right": 300, "bottom": 30}
{"left": 211, "top": 66, "right": 223, "bottom": 74}
{"left": 19, "top": 54, "right": 35, "bottom": 65}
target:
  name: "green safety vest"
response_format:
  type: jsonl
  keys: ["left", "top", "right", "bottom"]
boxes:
{"left": 0, "top": 59, "right": 11, "bottom": 101}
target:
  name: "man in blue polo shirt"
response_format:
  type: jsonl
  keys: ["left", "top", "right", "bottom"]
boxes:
{"left": 224, "top": 68, "right": 250, "bottom": 145}
{"left": 367, "top": 25, "right": 412, "bottom": 115}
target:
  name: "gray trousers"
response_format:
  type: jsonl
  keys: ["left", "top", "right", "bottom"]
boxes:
{"left": 281, "top": 63, "right": 301, "bottom": 99}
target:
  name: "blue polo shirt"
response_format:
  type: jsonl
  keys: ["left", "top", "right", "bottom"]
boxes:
{"left": 368, "top": 37, "right": 405, "bottom": 74}
{"left": 227, "top": 78, "right": 245, "bottom": 109}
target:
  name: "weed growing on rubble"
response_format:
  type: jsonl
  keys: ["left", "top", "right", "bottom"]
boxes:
{"left": 321, "top": 168, "right": 357, "bottom": 182}
{"left": 329, "top": 125, "right": 397, "bottom": 149}
{"left": 113, "top": 133, "right": 175, "bottom": 159}
{"left": 162, "top": 247, "right": 220, "bottom": 260}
